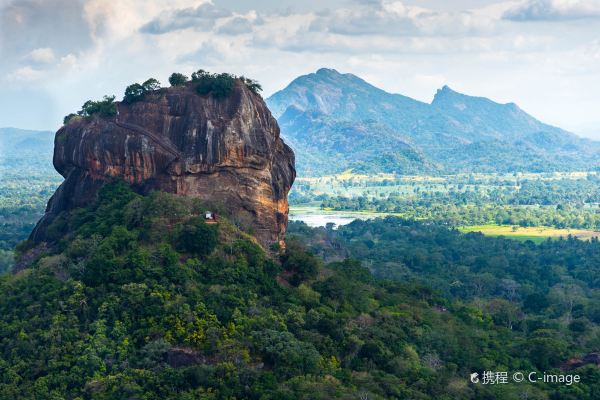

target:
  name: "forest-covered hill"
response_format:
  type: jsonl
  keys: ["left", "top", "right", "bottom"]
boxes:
{"left": 267, "top": 69, "right": 600, "bottom": 175}
{"left": 0, "top": 182, "right": 597, "bottom": 399}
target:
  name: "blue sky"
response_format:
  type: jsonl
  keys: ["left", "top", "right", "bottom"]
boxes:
{"left": 1, "top": 0, "right": 600, "bottom": 138}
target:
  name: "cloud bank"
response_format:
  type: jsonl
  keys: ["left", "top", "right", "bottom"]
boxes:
{"left": 0, "top": 0, "right": 599, "bottom": 138}
{"left": 140, "top": 2, "right": 231, "bottom": 34}
{"left": 504, "top": 0, "right": 600, "bottom": 21}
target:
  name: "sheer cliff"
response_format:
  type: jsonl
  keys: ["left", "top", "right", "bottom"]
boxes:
{"left": 31, "top": 79, "right": 296, "bottom": 248}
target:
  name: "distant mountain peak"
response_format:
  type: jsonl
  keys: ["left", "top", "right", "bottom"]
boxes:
{"left": 315, "top": 67, "right": 341, "bottom": 76}
{"left": 310, "top": 68, "right": 377, "bottom": 88}
{"left": 311, "top": 68, "right": 366, "bottom": 86}
{"left": 266, "top": 68, "right": 597, "bottom": 175}
{"left": 432, "top": 85, "right": 463, "bottom": 103}
{"left": 432, "top": 85, "right": 520, "bottom": 111}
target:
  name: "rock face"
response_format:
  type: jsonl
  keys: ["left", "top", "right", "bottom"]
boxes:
{"left": 31, "top": 80, "right": 296, "bottom": 248}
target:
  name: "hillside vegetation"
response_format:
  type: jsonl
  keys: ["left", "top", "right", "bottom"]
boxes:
{"left": 1, "top": 182, "right": 597, "bottom": 398}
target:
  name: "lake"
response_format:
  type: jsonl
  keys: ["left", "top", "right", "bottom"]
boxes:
{"left": 289, "top": 207, "right": 382, "bottom": 228}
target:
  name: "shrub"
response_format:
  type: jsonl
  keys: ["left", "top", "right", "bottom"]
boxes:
{"left": 169, "top": 73, "right": 189, "bottom": 86}
{"left": 240, "top": 76, "right": 263, "bottom": 94}
{"left": 63, "top": 113, "right": 80, "bottom": 124}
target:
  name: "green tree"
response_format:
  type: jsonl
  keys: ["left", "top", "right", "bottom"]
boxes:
{"left": 122, "top": 78, "right": 160, "bottom": 104}
{"left": 191, "top": 69, "right": 209, "bottom": 82}
{"left": 123, "top": 83, "right": 145, "bottom": 104}
{"left": 77, "top": 95, "right": 117, "bottom": 118}
{"left": 142, "top": 78, "right": 161, "bottom": 92}
{"left": 525, "top": 333, "right": 568, "bottom": 370}
{"left": 209, "top": 74, "right": 235, "bottom": 98}
{"left": 191, "top": 70, "right": 236, "bottom": 99}
{"left": 280, "top": 240, "right": 320, "bottom": 286}
{"left": 251, "top": 330, "right": 321, "bottom": 378}
{"left": 176, "top": 217, "right": 218, "bottom": 257}
{"left": 169, "top": 73, "right": 189, "bottom": 86}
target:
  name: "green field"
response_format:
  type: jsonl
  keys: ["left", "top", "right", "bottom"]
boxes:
{"left": 294, "top": 170, "right": 598, "bottom": 200}
{"left": 290, "top": 170, "right": 600, "bottom": 234}
{"left": 459, "top": 224, "right": 600, "bottom": 244}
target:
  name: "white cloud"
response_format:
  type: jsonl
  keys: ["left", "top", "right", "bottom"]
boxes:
{"left": 140, "top": 1, "right": 231, "bottom": 34}
{"left": 7, "top": 66, "right": 43, "bottom": 81}
{"left": 216, "top": 16, "right": 256, "bottom": 35}
{"left": 0, "top": 0, "right": 600, "bottom": 138}
{"left": 83, "top": 0, "right": 209, "bottom": 40}
{"left": 27, "top": 47, "right": 55, "bottom": 63}
{"left": 59, "top": 53, "right": 78, "bottom": 68}
{"left": 0, "top": 0, "right": 94, "bottom": 58}
{"left": 504, "top": 0, "right": 600, "bottom": 21}
{"left": 306, "top": 1, "right": 497, "bottom": 37}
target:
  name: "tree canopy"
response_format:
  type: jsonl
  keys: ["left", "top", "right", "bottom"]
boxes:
{"left": 123, "top": 78, "right": 162, "bottom": 103}
{"left": 2, "top": 182, "right": 599, "bottom": 398}
{"left": 169, "top": 73, "right": 189, "bottom": 86}
{"left": 64, "top": 95, "right": 117, "bottom": 124}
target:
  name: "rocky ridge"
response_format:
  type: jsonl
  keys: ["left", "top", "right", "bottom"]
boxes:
{"left": 31, "top": 79, "right": 296, "bottom": 248}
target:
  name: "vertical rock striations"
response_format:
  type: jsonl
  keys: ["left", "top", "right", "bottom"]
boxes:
{"left": 31, "top": 80, "right": 296, "bottom": 248}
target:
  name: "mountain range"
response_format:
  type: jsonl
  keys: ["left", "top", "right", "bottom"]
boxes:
{"left": 0, "top": 127, "right": 54, "bottom": 156}
{"left": 3, "top": 70, "right": 599, "bottom": 178}
{"left": 267, "top": 68, "right": 600, "bottom": 175}
{"left": 0, "top": 128, "right": 55, "bottom": 172}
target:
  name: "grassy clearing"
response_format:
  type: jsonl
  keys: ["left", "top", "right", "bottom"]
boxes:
{"left": 293, "top": 171, "right": 600, "bottom": 202}
{"left": 459, "top": 225, "right": 600, "bottom": 244}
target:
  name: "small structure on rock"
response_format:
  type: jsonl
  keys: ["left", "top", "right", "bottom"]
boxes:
{"left": 205, "top": 211, "right": 218, "bottom": 224}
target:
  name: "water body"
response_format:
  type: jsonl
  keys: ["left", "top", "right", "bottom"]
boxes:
{"left": 289, "top": 207, "right": 381, "bottom": 228}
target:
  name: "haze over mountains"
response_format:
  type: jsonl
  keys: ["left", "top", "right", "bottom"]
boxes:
{"left": 0, "top": 128, "right": 55, "bottom": 171}
{"left": 0, "top": 128, "right": 54, "bottom": 155}
{"left": 268, "top": 68, "right": 600, "bottom": 175}
{"left": 3, "top": 69, "right": 600, "bottom": 178}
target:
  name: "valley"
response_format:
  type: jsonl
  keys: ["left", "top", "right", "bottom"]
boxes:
{"left": 0, "top": 128, "right": 61, "bottom": 272}
{"left": 289, "top": 170, "right": 600, "bottom": 241}
{"left": 2, "top": 69, "right": 600, "bottom": 398}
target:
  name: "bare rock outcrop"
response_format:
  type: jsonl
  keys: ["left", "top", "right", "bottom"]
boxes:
{"left": 31, "top": 80, "right": 296, "bottom": 248}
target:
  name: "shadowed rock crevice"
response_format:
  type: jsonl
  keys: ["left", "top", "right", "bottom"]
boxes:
{"left": 31, "top": 79, "right": 296, "bottom": 248}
